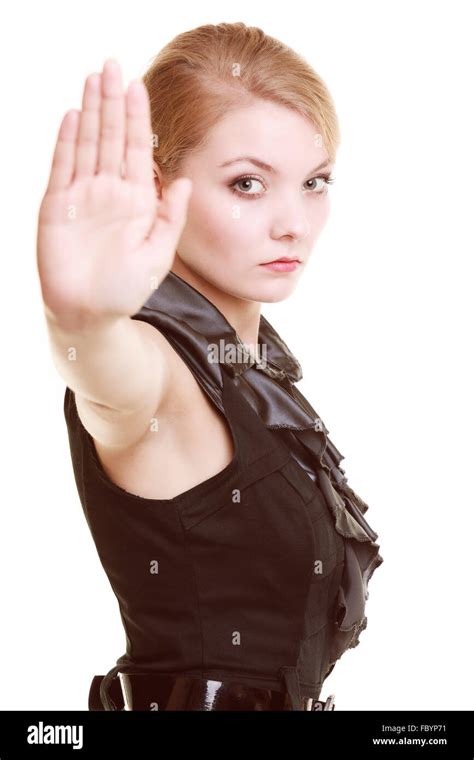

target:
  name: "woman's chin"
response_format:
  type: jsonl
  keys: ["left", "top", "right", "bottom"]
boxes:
{"left": 246, "top": 274, "right": 303, "bottom": 303}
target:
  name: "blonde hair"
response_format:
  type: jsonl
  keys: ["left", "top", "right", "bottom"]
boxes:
{"left": 142, "top": 21, "right": 340, "bottom": 181}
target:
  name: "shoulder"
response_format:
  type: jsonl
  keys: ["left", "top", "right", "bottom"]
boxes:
{"left": 131, "top": 317, "right": 212, "bottom": 417}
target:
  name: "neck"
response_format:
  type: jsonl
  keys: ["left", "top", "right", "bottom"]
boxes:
{"left": 170, "top": 255, "right": 262, "bottom": 358}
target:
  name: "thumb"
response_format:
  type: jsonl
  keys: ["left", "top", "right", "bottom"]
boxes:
{"left": 143, "top": 177, "right": 193, "bottom": 254}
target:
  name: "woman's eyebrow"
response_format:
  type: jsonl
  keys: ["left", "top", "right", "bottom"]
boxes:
{"left": 218, "top": 156, "right": 332, "bottom": 174}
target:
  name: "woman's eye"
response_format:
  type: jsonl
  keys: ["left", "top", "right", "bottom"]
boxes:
{"left": 304, "top": 176, "right": 331, "bottom": 193}
{"left": 230, "top": 174, "right": 335, "bottom": 200}
{"left": 231, "top": 176, "right": 265, "bottom": 198}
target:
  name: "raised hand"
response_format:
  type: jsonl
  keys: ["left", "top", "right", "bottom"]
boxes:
{"left": 37, "top": 58, "right": 192, "bottom": 327}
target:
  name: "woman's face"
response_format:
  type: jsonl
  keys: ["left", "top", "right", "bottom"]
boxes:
{"left": 162, "top": 99, "right": 334, "bottom": 303}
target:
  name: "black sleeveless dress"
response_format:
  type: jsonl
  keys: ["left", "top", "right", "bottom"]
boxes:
{"left": 63, "top": 271, "right": 383, "bottom": 710}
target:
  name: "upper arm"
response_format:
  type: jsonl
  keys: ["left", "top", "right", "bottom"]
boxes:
{"left": 73, "top": 319, "right": 173, "bottom": 449}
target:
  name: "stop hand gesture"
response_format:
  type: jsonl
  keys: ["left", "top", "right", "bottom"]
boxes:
{"left": 37, "top": 59, "right": 192, "bottom": 327}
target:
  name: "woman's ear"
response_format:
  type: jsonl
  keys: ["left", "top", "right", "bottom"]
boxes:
{"left": 152, "top": 160, "right": 164, "bottom": 200}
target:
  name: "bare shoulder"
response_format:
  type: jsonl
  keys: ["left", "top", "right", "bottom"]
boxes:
{"left": 74, "top": 318, "right": 234, "bottom": 502}
{"left": 74, "top": 318, "right": 193, "bottom": 449}
{"left": 131, "top": 318, "right": 204, "bottom": 414}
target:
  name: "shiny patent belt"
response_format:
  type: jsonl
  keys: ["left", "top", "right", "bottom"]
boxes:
{"left": 90, "top": 667, "right": 336, "bottom": 712}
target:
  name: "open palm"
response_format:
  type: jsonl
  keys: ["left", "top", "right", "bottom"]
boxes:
{"left": 37, "top": 59, "right": 192, "bottom": 325}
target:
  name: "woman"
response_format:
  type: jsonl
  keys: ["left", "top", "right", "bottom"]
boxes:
{"left": 37, "top": 22, "right": 383, "bottom": 711}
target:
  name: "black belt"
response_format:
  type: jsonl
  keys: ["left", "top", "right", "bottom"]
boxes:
{"left": 90, "top": 667, "right": 336, "bottom": 711}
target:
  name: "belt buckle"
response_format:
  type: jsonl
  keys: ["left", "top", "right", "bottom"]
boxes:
{"left": 118, "top": 672, "right": 137, "bottom": 711}
{"left": 309, "top": 693, "right": 336, "bottom": 711}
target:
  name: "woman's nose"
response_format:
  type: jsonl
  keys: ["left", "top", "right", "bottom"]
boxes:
{"left": 271, "top": 211, "right": 311, "bottom": 241}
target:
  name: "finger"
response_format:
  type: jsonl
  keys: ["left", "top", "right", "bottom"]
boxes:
{"left": 124, "top": 79, "right": 154, "bottom": 185}
{"left": 140, "top": 178, "right": 193, "bottom": 257}
{"left": 97, "top": 59, "right": 126, "bottom": 175}
{"left": 75, "top": 72, "right": 101, "bottom": 178}
{"left": 45, "top": 109, "right": 80, "bottom": 193}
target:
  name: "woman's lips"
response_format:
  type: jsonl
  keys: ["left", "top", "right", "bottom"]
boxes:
{"left": 259, "top": 260, "right": 301, "bottom": 272}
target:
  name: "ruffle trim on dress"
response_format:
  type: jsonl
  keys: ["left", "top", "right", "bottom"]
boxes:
{"left": 291, "top": 424, "right": 384, "bottom": 666}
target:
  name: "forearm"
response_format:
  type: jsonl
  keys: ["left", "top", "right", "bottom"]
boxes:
{"left": 44, "top": 308, "right": 165, "bottom": 412}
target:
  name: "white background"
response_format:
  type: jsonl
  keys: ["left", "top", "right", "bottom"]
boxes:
{"left": 1, "top": 0, "right": 473, "bottom": 710}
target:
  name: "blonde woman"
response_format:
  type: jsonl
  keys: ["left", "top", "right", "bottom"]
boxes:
{"left": 37, "top": 22, "right": 383, "bottom": 711}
